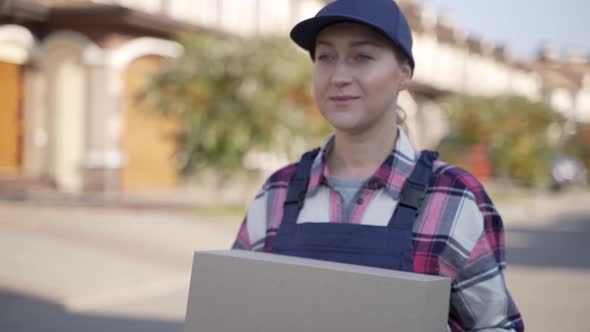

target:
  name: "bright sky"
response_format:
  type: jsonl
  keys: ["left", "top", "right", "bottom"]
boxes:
{"left": 417, "top": 0, "right": 590, "bottom": 60}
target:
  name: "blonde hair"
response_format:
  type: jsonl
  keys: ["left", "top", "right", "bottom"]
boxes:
{"left": 396, "top": 104, "right": 409, "bottom": 133}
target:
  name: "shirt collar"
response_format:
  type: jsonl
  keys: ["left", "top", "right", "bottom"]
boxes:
{"left": 307, "top": 126, "right": 419, "bottom": 200}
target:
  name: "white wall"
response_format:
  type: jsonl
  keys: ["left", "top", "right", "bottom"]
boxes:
{"left": 412, "top": 33, "right": 437, "bottom": 84}
{"left": 99, "top": 0, "right": 324, "bottom": 36}
{"left": 575, "top": 87, "right": 590, "bottom": 123}
{"left": 550, "top": 88, "right": 575, "bottom": 119}
{"left": 43, "top": 37, "right": 89, "bottom": 193}
{"left": 412, "top": 30, "right": 541, "bottom": 100}
{"left": 510, "top": 68, "right": 540, "bottom": 100}
{"left": 432, "top": 43, "right": 464, "bottom": 92}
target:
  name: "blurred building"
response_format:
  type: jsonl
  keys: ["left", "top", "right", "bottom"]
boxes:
{"left": 522, "top": 47, "right": 590, "bottom": 125}
{"left": 0, "top": 0, "right": 588, "bottom": 195}
{"left": 0, "top": 0, "right": 324, "bottom": 195}
{"left": 0, "top": 0, "right": 190, "bottom": 194}
{"left": 389, "top": 1, "right": 589, "bottom": 151}
{"left": 395, "top": 0, "right": 543, "bottom": 149}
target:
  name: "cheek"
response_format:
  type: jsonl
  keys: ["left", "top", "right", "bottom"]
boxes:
{"left": 365, "top": 67, "right": 400, "bottom": 102}
{"left": 313, "top": 68, "right": 328, "bottom": 99}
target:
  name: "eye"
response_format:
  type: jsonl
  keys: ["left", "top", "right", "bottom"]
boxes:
{"left": 353, "top": 53, "right": 373, "bottom": 61}
{"left": 316, "top": 53, "right": 335, "bottom": 63}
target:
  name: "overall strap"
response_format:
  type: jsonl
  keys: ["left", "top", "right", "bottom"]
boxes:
{"left": 281, "top": 148, "right": 321, "bottom": 232}
{"left": 388, "top": 150, "right": 439, "bottom": 229}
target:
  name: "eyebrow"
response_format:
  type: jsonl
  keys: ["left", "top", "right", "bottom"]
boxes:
{"left": 316, "top": 40, "right": 382, "bottom": 48}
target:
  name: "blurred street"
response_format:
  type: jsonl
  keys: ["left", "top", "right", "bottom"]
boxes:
{"left": 0, "top": 201, "right": 240, "bottom": 332}
{"left": 1, "top": 189, "right": 589, "bottom": 332}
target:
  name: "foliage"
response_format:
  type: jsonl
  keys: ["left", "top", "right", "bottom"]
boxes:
{"left": 438, "top": 95, "right": 563, "bottom": 186}
{"left": 564, "top": 123, "right": 590, "bottom": 172}
{"left": 143, "top": 34, "right": 330, "bottom": 174}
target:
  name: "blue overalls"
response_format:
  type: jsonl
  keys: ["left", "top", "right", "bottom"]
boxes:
{"left": 271, "top": 148, "right": 438, "bottom": 272}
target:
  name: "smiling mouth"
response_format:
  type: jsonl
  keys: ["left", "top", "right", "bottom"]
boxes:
{"left": 329, "top": 96, "right": 360, "bottom": 102}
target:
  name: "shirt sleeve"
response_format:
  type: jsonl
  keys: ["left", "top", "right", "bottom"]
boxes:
{"left": 448, "top": 196, "right": 524, "bottom": 332}
{"left": 231, "top": 188, "right": 271, "bottom": 252}
{"left": 231, "top": 163, "right": 296, "bottom": 252}
{"left": 232, "top": 217, "right": 252, "bottom": 250}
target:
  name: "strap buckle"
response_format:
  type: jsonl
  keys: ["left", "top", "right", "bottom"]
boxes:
{"left": 283, "top": 177, "right": 309, "bottom": 209}
{"left": 399, "top": 179, "right": 428, "bottom": 209}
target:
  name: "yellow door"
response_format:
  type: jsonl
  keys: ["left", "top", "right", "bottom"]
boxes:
{"left": 0, "top": 61, "right": 21, "bottom": 174}
{"left": 122, "top": 56, "right": 178, "bottom": 191}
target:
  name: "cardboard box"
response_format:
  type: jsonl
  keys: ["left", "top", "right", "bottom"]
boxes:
{"left": 185, "top": 250, "right": 450, "bottom": 332}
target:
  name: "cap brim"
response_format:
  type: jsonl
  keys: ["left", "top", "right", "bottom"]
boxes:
{"left": 290, "top": 15, "right": 385, "bottom": 53}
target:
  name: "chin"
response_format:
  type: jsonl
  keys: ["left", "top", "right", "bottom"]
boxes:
{"left": 322, "top": 110, "right": 358, "bottom": 126}
{"left": 331, "top": 122, "right": 372, "bottom": 136}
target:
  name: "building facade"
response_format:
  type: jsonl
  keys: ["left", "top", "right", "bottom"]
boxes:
{"left": 1, "top": 0, "right": 587, "bottom": 194}
{"left": 0, "top": 1, "right": 189, "bottom": 193}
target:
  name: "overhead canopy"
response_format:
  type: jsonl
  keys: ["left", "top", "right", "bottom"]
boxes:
{"left": 0, "top": 0, "right": 215, "bottom": 38}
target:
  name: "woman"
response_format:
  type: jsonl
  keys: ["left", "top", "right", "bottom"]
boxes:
{"left": 233, "top": 0, "right": 524, "bottom": 331}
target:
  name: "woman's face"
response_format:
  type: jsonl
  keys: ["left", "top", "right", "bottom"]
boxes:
{"left": 313, "top": 22, "right": 411, "bottom": 135}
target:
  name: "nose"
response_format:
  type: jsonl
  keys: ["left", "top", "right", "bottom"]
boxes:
{"left": 330, "top": 63, "right": 353, "bottom": 88}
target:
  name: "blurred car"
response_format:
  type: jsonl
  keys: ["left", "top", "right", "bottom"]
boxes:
{"left": 550, "top": 154, "right": 588, "bottom": 191}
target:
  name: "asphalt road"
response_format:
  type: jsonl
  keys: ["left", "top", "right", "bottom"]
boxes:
{"left": 1, "top": 190, "right": 589, "bottom": 332}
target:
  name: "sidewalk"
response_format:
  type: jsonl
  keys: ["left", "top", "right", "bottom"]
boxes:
{"left": 0, "top": 178, "right": 260, "bottom": 212}
{"left": 1, "top": 185, "right": 589, "bottom": 332}
{"left": 0, "top": 187, "right": 217, "bottom": 211}
{"left": 3, "top": 177, "right": 588, "bottom": 211}
{"left": 2, "top": 181, "right": 589, "bottom": 226}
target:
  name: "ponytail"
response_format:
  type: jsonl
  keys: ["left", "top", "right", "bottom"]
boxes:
{"left": 396, "top": 104, "right": 409, "bottom": 134}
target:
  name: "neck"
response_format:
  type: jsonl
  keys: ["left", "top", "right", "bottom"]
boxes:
{"left": 328, "top": 117, "right": 398, "bottom": 179}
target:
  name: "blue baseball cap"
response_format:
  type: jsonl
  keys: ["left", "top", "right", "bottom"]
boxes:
{"left": 290, "top": 0, "right": 415, "bottom": 70}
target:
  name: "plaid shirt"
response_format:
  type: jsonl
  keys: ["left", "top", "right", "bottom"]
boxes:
{"left": 233, "top": 128, "right": 524, "bottom": 332}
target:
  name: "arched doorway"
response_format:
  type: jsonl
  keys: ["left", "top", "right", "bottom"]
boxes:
{"left": 121, "top": 55, "right": 178, "bottom": 190}
{"left": 0, "top": 61, "right": 21, "bottom": 174}
{"left": 0, "top": 24, "right": 35, "bottom": 175}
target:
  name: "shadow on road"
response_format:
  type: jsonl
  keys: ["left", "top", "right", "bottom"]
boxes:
{"left": 0, "top": 290, "right": 183, "bottom": 332}
{"left": 506, "top": 211, "right": 590, "bottom": 270}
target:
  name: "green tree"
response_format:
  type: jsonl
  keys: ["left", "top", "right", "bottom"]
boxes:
{"left": 144, "top": 34, "right": 329, "bottom": 174}
{"left": 439, "top": 95, "right": 562, "bottom": 186}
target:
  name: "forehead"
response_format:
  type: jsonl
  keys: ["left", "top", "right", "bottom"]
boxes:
{"left": 315, "top": 22, "right": 389, "bottom": 46}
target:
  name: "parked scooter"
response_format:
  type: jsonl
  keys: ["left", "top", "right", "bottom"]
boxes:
{"left": 550, "top": 155, "right": 587, "bottom": 192}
